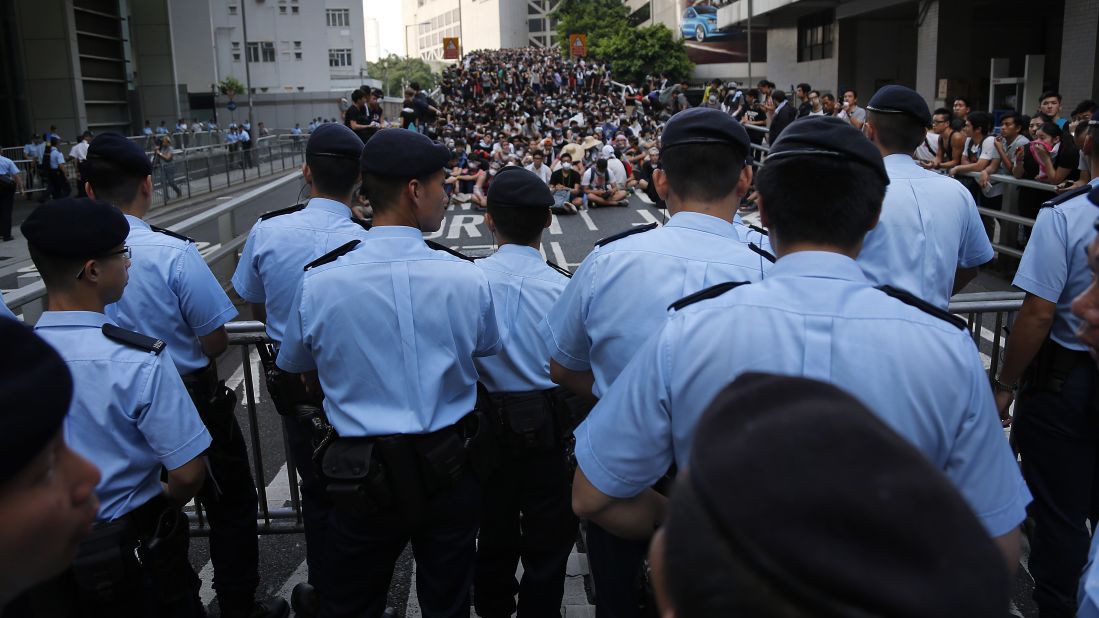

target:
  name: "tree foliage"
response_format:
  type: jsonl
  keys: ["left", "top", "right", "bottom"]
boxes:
{"left": 552, "top": 0, "right": 693, "bottom": 83}
{"left": 366, "top": 54, "right": 437, "bottom": 98}
{"left": 218, "top": 76, "right": 246, "bottom": 98}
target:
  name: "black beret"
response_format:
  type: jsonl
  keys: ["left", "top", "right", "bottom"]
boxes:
{"left": 487, "top": 167, "right": 553, "bottom": 210}
{"left": 668, "top": 373, "right": 1008, "bottom": 617}
{"left": 0, "top": 320, "right": 72, "bottom": 484}
{"left": 86, "top": 132, "right": 152, "bottom": 177}
{"left": 360, "top": 129, "right": 450, "bottom": 178}
{"left": 659, "top": 107, "right": 750, "bottom": 157}
{"left": 866, "top": 84, "right": 932, "bottom": 127}
{"left": 765, "top": 115, "right": 889, "bottom": 185}
{"left": 306, "top": 123, "right": 364, "bottom": 160}
{"left": 22, "top": 198, "right": 130, "bottom": 259}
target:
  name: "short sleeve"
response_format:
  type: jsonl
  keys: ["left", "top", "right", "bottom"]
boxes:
{"left": 957, "top": 189, "right": 995, "bottom": 268}
{"left": 176, "top": 243, "right": 238, "bottom": 337}
{"left": 978, "top": 137, "right": 997, "bottom": 161}
{"left": 941, "top": 341, "right": 1032, "bottom": 536}
{"left": 475, "top": 273, "right": 502, "bottom": 357}
{"left": 574, "top": 323, "right": 674, "bottom": 498}
{"left": 539, "top": 255, "right": 597, "bottom": 371}
{"left": 1014, "top": 207, "right": 1068, "bottom": 302}
{"left": 231, "top": 229, "right": 266, "bottom": 303}
{"left": 136, "top": 354, "right": 212, "bottom": 470}
{"left": 275, "top": 276, "right": 317, "bottom": 373}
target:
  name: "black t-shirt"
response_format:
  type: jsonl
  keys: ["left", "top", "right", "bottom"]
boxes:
{"left": 344, "top": 104, "right": 369, "bottom": 142}
{"left": 549, "top": 168, "right": 579, "bottom": 189}
{"left": 742, "top": 104, "right": 767, "bottom": 144}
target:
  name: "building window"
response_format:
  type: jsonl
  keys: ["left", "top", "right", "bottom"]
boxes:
{"left": 529, "top": 18, "right": 544, "bottom": 33}
{"left": 329, "top": 48, "right": 352, "bottom": 67}
{"left": 291, "top": 5, "right": 298, "bottom": 13}
{"left": 228, "top": 4, "right": 238, "bottom": 15}
{"left": 294, "top": 40, "right": 302, "bottom": 49}
{"left": 797, "top": 10, "right": 834, "bottom": 62}
{"left": 246, "top": 42, "right": 276, "bottom": 62}
{"left": 232, "top": 41, "right": 240, "bottom": 49}
{"left": 232, "top": 53, "right": 241, "bottom": 62}
{"left": 294, "top": 52, "right": 302, "bottom": 60}
{"left": 326, "top": 8, "right": 350, "bottom": 27}
{"left": 279, "top": 6, "right": 286, "bottom": 14}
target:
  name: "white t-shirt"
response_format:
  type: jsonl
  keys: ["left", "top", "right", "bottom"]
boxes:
{"left": 582, "top": 167, "right": 611, "bottom": 190}
{"left": 525, "top": 163, "right": 552, "bottom": 185}
{"left": 913, "top": 130, "right": 940, "bottom": 163}
{"left": 978, "top": 135, "right": 1028, "bottom": 197}
{"left": 604, "top": 157, "right": 628, "bottom": 186}
{"left": 68, "top": 141, "right": 89, "bottom": 162}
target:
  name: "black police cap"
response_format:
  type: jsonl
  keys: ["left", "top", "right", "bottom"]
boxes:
{"left": 866, "top": 84, "right": 932, "bottom": 127}
{"left": 86, "top": 132, "right": 152, "bottom": 177}
{"left": 764, "top": 115, "right": 889, "bottom": 185}
{"left": 487, "top": 167, "right": 553, "bottom": 210}
{"left": 22, "top": 198, "right": 129, "bottom": 259}
{"left": 360, "top": 129, "right": 450, "bottom": 179}
{"left": 659, "top": 107, "right": 750, "bottom": 157}
{"left": 306, "top": 123, "right": 364, "bottom": 160}
{"left": 670, "top": 372, "right": 1009, "bottom": 617}
{"left": 0, "top": 320, "right": 72, "bottom": 484}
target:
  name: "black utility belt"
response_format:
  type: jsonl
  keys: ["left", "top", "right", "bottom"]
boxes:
{"left": 487, "top": 389, "right": 570, "bottom": 455}
{"left": 1024, "top": 338, "right": 1095, "bottom": 393}
{"left": 318, "top": 411, "right": 493, "bottom": 519}
{"left": 265, "top": 365, "right": 326, "bottom": 422}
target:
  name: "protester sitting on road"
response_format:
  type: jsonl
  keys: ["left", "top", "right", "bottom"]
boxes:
{"left": 582, "top": 158, "right": 628, "bottom": 208}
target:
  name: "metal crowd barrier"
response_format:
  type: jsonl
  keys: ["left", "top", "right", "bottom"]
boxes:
{"left": 207, "top": 288, "right": 1024, "bottom": 534}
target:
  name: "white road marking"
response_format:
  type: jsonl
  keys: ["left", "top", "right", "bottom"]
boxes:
{"left": 634, "top": 209, "right": 663, "bottom": 227}
{"left": 447, "top": 215, "right": 485, "bottom": 239}
{"left": 549, "top": 214, "right": 563, "bottom": 235}
{"left": 578, "top": 209, "right": 598, "bottom": 232}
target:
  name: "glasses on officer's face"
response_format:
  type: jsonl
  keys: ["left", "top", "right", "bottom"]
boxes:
{"left": 76, "top": 246, "right": 131, "bottom": 279}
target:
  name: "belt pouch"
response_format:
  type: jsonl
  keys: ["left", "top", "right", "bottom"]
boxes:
{"left": 320, "top": 438, "right": 390, "bottom": 514}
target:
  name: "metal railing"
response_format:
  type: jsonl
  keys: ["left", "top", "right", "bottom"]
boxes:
{"left": 202, "top": 290, "right": 1023, "bottom": 534}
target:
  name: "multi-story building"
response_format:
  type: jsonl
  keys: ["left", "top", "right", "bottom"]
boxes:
{"left": 401, "top": 0, "right": 561, "bottom": 61}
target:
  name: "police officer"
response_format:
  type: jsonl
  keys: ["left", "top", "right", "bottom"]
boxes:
{"left": 47, "top": 137, "right": 68, "bottom": 200}
{"left": 540, "top": 106, "right": 770, "bottom": 618}
{"left": 993, "top": 112, "right": 1099, "bottom": 617}
{"left": 69, "top": 131, "right": 92, "bottom": 198}
{"left": 570, "top": 116, "right": 1030, "bottom": 571}
{"left": 651, "top": 373, "right": 1012, "bottom": 618}
{"left": 0, "top": 321, "right": 100, "bottom": 614}
{"left": 276, "top": 128, "right": 500, "bottom": 618}
{"left": 22, "top": 197, "right": 211, "bottom": 617}
{"left": 79, "top": 133, "right": 288, "bottom": 618}
{"left": 472, "top": 167, "right": 575, "bottom": 618}
{"left": 858, "top": 85, "right": 994, "bottom": 309}
{"left": 231, "top": 123, "right": 368, "bottom": 616}
{"left": 0, "top": 152, "right": 24, "bottom": 242}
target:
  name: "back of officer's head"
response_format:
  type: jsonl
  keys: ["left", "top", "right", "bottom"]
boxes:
{"left": 658, "top": 107, "right": 750, "bottom": 203}
{"left": 486, "top": 167, "right": 552, "bottom": 245}
{"left": 305, "top": 124, "right": 363, "bottom": 198}
{"left": 21, "top": 198, "right": 130, "bottom": 294}
{"left": 83, "top": 133, "right": 152, "bottom": 209}
{"left": 756, "top": 116, "right": 887, "bottom": 252}
{"left": 865, "top": 85, "right": 933, "bottom": 154}
{"left": 359, "top": 129, "right": 450, "bottom": 214}
{"left": 657, "top": 372, "right": 1010, "bottom": 618}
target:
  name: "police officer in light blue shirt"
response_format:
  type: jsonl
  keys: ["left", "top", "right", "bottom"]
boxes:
{"left": 993, "top": 114, "right": 1099, "bottom": 618}
{"left": 81, "top": 133, "right": 287, "bottom": 618}
{"left": 540, "top": 106, "right": 770, "bottom": 618}
{"left": 471, "top": 167, "right": 577, "bottom": 618}
{"left": 571, "top": 116, "right": 1031, "bottom": 574}
{"left": 231, "top": 122, "right": 367, "bottom": 614}
{"left": 857, "top": 85, "right": 994, "bottom": 309}
{"left": 22, "top": 197, "right": 210, "bottom": 617}
{"left": 1075, "top": 187, "right": 1099, "bottom": 618}
{"left": 277, "top": 128, "right": 500, "bottom": 618}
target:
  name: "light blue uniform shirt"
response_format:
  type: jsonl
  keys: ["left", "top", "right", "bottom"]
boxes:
{"left": 0, "top": 155, "right": 20, "bottom": 177}
{"left": 857, "top": 154, "right": 994, "bottom": 308}
{"left": 0, "top": 295, "right": 16, "bottom": 320}
{"left": 1013, "top": 178, "right": 1099, "bottom": 351}
{"left": 105, "top": 215, "right": 238, "bottom": 374}
{"left": 32, "top": 142, "right": 45, "bottom": 162}
{"left": 49, "top": 149, "right": 64, "bottom": 170}
{"left": 576, "top": 251, "right": 1031, "bottom": 537}
{"left": 231, "top": 198, "right": 369, "bottom": 345}
{"left": 733, "top": 212, "right": 772, "bottom": 253}
{"left": 225, "top": 132, "right": 238, "bottom": 144}
{"left": 1079, "top": 534, "right": 1099, "bottom": 617}
{"left": 35, "top": 311, "right": 211, "bottom": 521}
{"left": 475, "top": 244, "right": 568, "bottom": 392}
{"left": 540, "top": 211, "right": 772, "bottom": 397}
{"left": 155, "top": 126, "right": 168, "bottom": 135}
{"left": 277, "top": 225, "right": 502, "bottom": 437}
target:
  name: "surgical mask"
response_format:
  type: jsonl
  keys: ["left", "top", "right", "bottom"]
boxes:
{"left": 562, "top": 163, "right": 573, "bottom": 171}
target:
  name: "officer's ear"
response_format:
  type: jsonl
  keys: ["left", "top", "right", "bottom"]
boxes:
{"left": 736, "top": 164, "right": 753, "bottom": 200}
{"left": 484, "top": 211, "right": 496, "bottom": 234}
{"left": 863, "top": 120, "right": 878, "bottom": 144}
{"left": 302, "top": 162, "right": 313, "bottom": 185}
{"left": 544, "top": 209, "right": 552, "bottom": 230}
{"left": 140, "top": 175, "right": 153, "bottom": 201}
{"left": 653, "top": 167, "right": 669, "bottom": 201}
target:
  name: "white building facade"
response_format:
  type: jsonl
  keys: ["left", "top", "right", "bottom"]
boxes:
{"left": 401, "top": 0, "right": 562, "bottom": 61}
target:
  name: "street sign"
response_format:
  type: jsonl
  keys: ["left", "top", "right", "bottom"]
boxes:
{"left": 569, "top": 34, "right": 587, "bottom": 57}
{"left": 227, "top": 100, "right": 238, "bottom": 111}
{"left": 443, "top": 37, "right": 460, "bottom": 60}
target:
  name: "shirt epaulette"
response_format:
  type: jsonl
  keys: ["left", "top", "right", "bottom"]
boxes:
{"left": 594, "top": 222, "right": 658, "bottom": 248}
{"left": 425, "top": 239, "right": 474, "bottom": 262}
{"left": 304, "top": 240, "right": 361, "bottom": 271}
{"left": 101, "top": 324, "right": 165, "bottom": 354}
{"left": 1042, "top": 185, "right": 1091, "bottom": 209}
{"left": 546, "top": 260, "right": 572, "bottom": 278}
{"left": 747, "top": 223, "right": 769, "bottom": 236}
{"left": 259, "top": 203, "right": 307, "bottom": 221}
{"left": 149, "top": 225, "right": 195, "bottom": 243}
{"left": 749, "top": 242, "right": 776, "bottom": 263}
{"left": 668, "top": 281, "right": 751, "bottom": 312}
{"left": 877, "top": 285, "right": 966, "bottom": 330}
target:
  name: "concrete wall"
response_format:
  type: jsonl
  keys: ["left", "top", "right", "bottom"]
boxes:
{"left": 840, "top": 16, "right": 916, "bottom": 103}
{"left": 1058, "top": 0, "right": 1099, "bottom": 112}
{"left": 170, "top": 0, "right": 216, "bottom": 94}
{"left": 763, "top": 25, "right": 837, "bottom": 95}
{"left": 16, "top": 0, "right": 86, "bottom": 139}
{"left": 130, "top": 0, "right": 183, "bottom": 126}
{"left": 914, "top": 0, "right": 939, "bottom": 109}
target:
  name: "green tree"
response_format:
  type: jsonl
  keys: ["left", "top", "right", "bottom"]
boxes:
{"left": 552, "top": 0, "right": 693, "bottom": 82}
{"left": 366, "top": 54, "right": 437, "bottom": 98}
{"left": 218, "top": 76, "right": 246, "bottom": 98}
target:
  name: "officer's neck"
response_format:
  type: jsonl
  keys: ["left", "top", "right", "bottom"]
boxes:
{"left": 666, "top": 194, "right": 738, "bottom": 222}
{"left": 371, "top": 204, "right": 425, "bottom": 230}
{"left": 45, "top": 286, "right": 111, "bottom": 314}
{"left": 772, "top": 238, "right": 863, "bottom": 260}
{"left": 309, "top": 191, "right": 353, "bottom": 208}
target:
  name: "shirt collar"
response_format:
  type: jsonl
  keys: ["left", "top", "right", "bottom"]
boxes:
{"left": 495, "top": 243, "right": 542, "bottom": 260}
{"left": 366, "top": 225, "right": 425, "bottom": 240}
{"left": 124, "top": 213, "right": 151, "bottom": 231}
{"left": 305, "top": 197, "right": 353, "bottom": 218}
{"left": 35, "top": 311, "right": 113, "bottom": 329}
{"left": 665, "top": 211, "right": 739, "bottom": 240}
{"left": 883, "top": 153, "right": 918, "bottom": 169}
{"left": 768, "top": 251, "right": 868, "bottom": 282}
{"left": 775, "top": 100, "right": 787, "bottom": 112}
